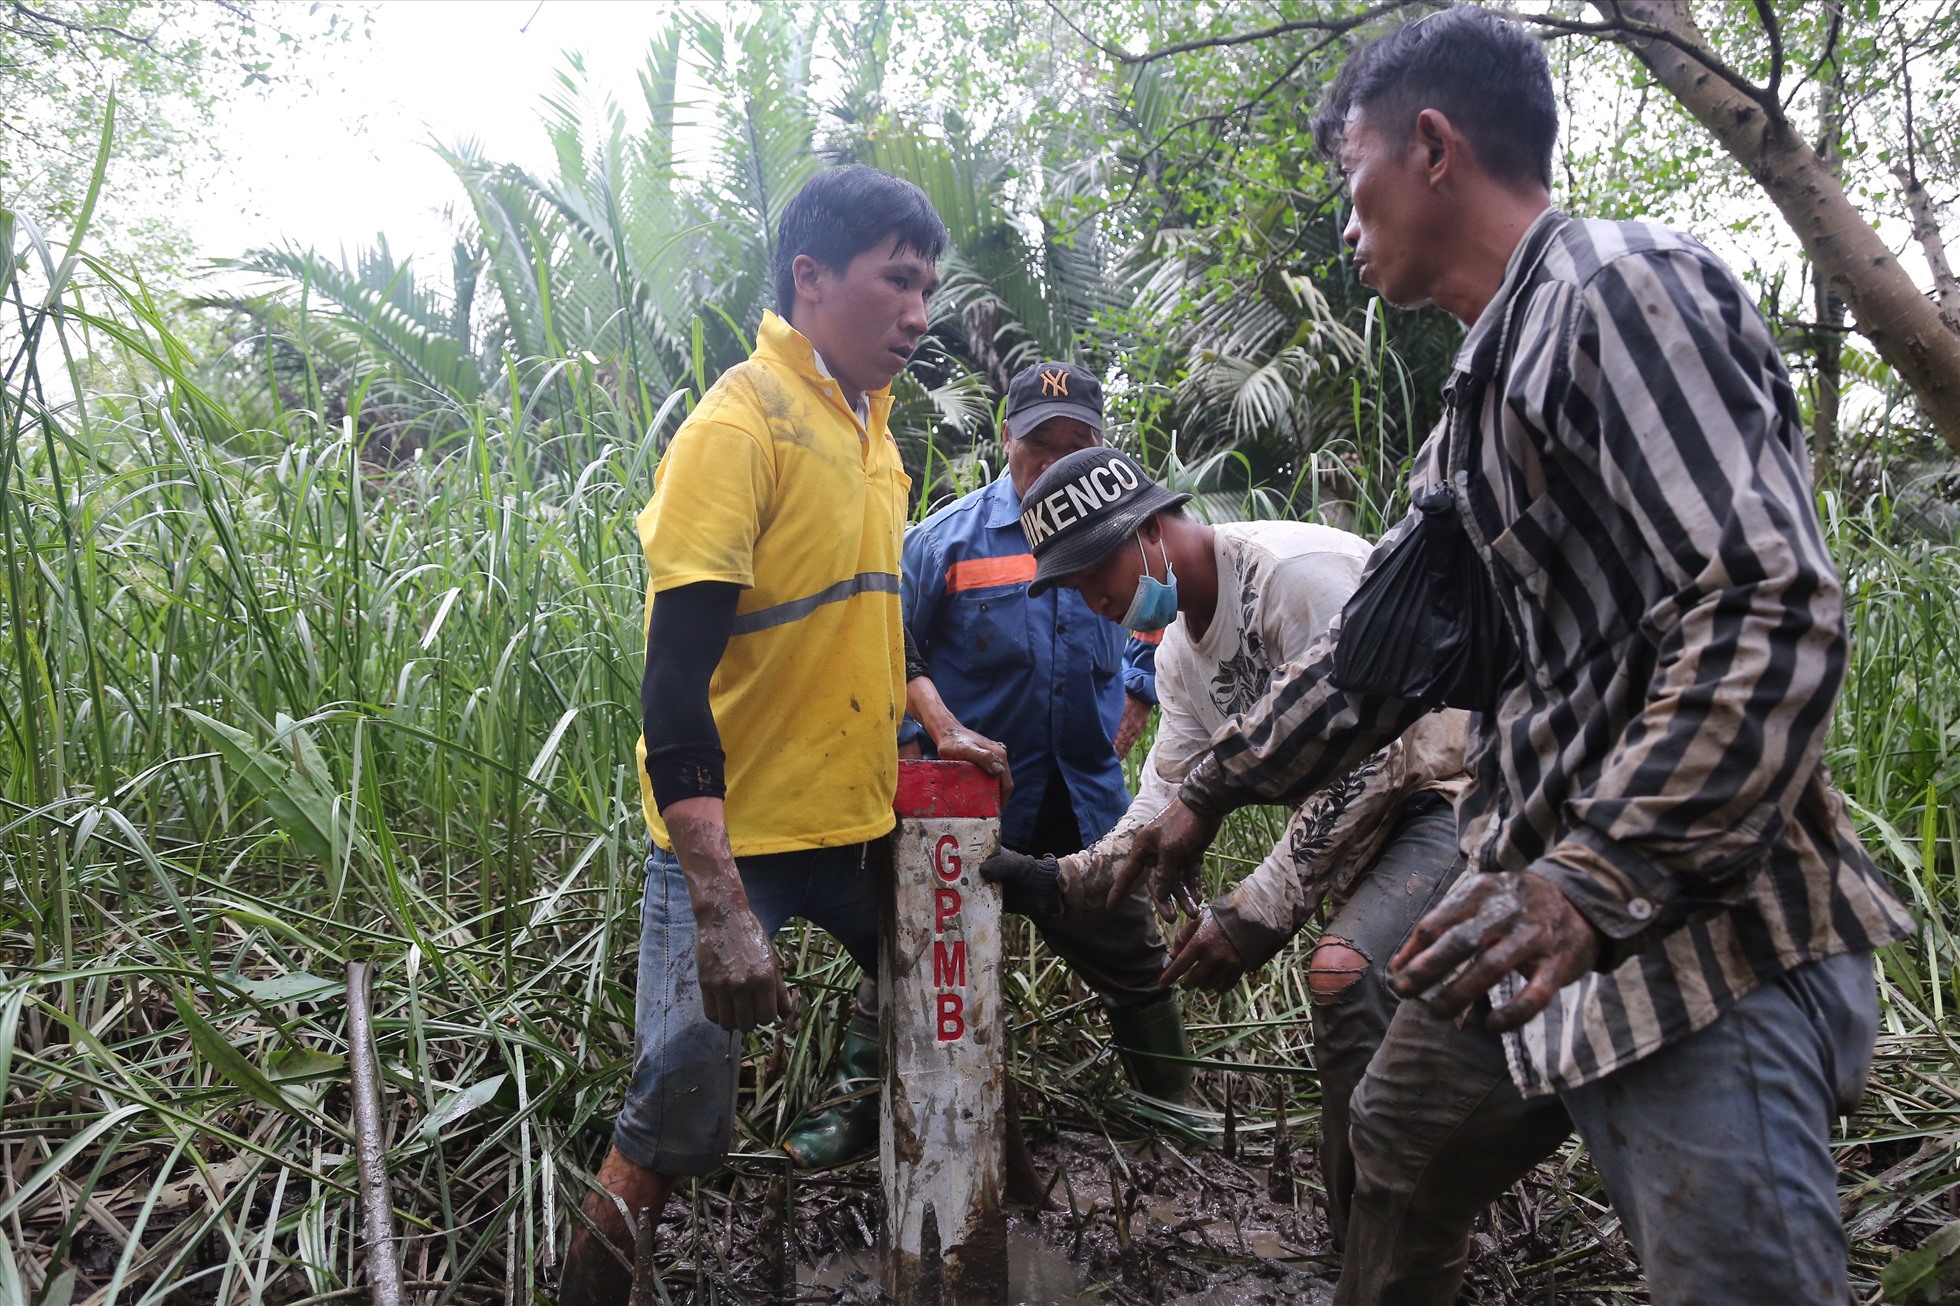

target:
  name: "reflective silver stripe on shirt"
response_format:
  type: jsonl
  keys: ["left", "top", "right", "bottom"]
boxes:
{"left": 730, "top": 571, "right": 900, "bottom": 636}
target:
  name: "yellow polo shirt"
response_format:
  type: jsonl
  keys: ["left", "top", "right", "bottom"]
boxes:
{"left": 635, "top": 311, "right": 909, "bottom": 855}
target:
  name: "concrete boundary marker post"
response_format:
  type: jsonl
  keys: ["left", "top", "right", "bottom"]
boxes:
{"left": 880, "top": 759, "right": 1006, "bottom": 1304}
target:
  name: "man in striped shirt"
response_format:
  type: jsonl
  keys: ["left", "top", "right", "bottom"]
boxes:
{"left": 1113, "top": 9, "right": 1913, "bottom": 1304}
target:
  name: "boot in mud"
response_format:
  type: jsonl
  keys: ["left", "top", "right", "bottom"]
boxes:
{"left": 1109, "top": 993, "right": 1194, "bottom": 1104}
{"left": 781, "top": 1009, "right": 881, "bottom": 1170}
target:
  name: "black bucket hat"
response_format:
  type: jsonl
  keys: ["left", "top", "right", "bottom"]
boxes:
{"left": 1020, "top": 447, "right": 1190, "bottom": 596}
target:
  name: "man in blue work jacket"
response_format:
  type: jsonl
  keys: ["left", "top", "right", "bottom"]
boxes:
{"left": 783, "top": 360, "right": 1189, "bottom": 1169}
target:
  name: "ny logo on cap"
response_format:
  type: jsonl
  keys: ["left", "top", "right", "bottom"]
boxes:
{"left": 1040, "top": 368, "right": 1070, "bottom": 397}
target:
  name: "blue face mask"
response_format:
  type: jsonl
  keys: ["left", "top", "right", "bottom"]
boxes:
{"left": 1120, "top": 533, "right": 1178, "bottom": 632}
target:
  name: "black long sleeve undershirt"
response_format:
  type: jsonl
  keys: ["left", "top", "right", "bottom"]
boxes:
{"left": 641, "top": 582, "right": 738, "bottom": 811}
{"left": 642, "top": 581, "right": 928, "bottom": 810}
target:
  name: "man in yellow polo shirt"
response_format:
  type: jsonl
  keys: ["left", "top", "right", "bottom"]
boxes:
{"left": 560, "top": 165, "right": 957, "bottom": 1303}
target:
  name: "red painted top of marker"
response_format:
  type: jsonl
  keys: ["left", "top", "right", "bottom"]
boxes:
{"left": 893, "top": 759, "right": 1001, "bottom": 820}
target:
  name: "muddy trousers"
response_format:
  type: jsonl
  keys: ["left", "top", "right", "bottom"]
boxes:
{"left": 612, "top": 842, "right": 884, "bottom": 1175}
{"left": 1334, "top": 949, "right": 1879, "bottom": 1306}
{"left": 1307, "top": 793, "right": 1462, "bottom": 1249}
{"left": 614, "top": 836, "right": 1169, "bottom": 1176}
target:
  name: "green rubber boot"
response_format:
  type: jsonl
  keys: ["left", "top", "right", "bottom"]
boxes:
{"left": 781, "top": 1010, "right": 881, "bottom": 1170}
{"left": 1108, "top": 994, "right": 1194, "bottom": 1104}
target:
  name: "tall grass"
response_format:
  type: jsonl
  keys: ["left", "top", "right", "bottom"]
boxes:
{"left": 3, "top": 232, "right": 1958, "bottom": 1302}
{"left": 2, "top": 242, "right": 674, "bottom": 1299}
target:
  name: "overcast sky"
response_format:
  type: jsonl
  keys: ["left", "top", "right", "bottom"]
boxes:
{"left": 178, "top": 0, "right": 1935, "bottom": 327}
{"left": 193, "top": 1, "right": 680, "bottom": 274}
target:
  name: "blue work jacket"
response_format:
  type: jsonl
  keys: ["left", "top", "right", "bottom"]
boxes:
{"left": 901, "top": 474, "right": 1144, "bottom": 849}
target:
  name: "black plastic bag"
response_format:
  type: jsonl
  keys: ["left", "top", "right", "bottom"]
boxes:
{"left": 1330, "top": 484, "right": 1517, "bottom": 712}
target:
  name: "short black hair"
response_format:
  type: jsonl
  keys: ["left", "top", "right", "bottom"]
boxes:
{"left": 772, "top": 165, "right": 947, "bottom": 319}
{"left": 1311, "top": 6, "right": 1556, "bottom": 190}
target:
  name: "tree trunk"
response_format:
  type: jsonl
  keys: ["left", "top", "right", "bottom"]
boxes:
{"left": 1813, "top": 267, "right": 1846, "bottom": 485}
{"left": 1893, "top": 164, "right": 1960, "bottom": 328}
{"left": 1597, "top": 0, "right": 1960, "bottom": 453}
{"left": 1811, "top": 33, "right": 1845, "bottom": 486}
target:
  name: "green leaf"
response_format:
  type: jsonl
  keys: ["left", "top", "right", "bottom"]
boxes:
{"left": 39, "top": 1267, "right": 76, "bottom": 1306}
{"left": 171, "top": 989, "right": 315, "bottom": 1123}
{"left": 1883, "top": 1218, "right": 1960, "bottom": 1303}
{"left": 43, "top": 86, "right": 114, "bottom": 306}
{"left": 181, "top": 709, "right": 358, "bottom": 867}
{"left": 0, "top": 1231, "right": 24, "bottom": 1306}
{"left": 267, "top": 1046, "right": 346, "bottom": 1083}
{"left": 267, "top": 1046, "right": 346, "bottom": 1111}
{"left": 419, "top": 1073, "right": 508, "bottom": 1141}
{"left": 208, "top": 898, "right": 342, "bottom": 961}
{"left": 224, "top": 972, "right": 340, "bottom": 1004}
{"left": 0, "top": 207, "right": 16, "bottom": 297}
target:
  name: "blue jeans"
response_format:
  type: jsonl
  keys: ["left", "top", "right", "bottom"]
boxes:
{"left": 611, "top": 842, "right": 881, "bottom": 1175}
{"left": 1560, "top": 949, "right": 1878, "bottom": 1303}
{"left": 1339, "top": 949, "right": 1879, "bottom": 1306}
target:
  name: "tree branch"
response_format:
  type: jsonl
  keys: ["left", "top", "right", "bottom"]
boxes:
{"left": 1053, "top": 19, "right": 1355, "bottom": 240}
{"left": 1802, "top": 2, "right": 1843, "bottom": 90}
{"left": 1598, "top": 0, "right": 1960, "bottom": 448}
{"left": 1043, "top": 0, "right": 1421, "bottom": 68}
{"left": 8, "top": 0, "right": 154, "bottom": 49}
{"left": 1898, "top": 10, "right": 1918, "bottom": 187}
{"left": 1751, "top": 0, "right": 1784, "bottom": 107}
{"left": 1502, "top": 5, "right": 1781, "bottom": 123}
{"left": 1893, "top": 164, "right": 1960, "bottom": 330}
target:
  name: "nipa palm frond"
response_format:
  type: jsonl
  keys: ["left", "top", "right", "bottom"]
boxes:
{"left": 228, "top": 245, "right": 484, "bottom": 402}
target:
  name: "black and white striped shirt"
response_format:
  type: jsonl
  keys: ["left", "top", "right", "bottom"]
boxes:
{"left": 1180, "top": 210, "right": 1914, "bottom": 1096}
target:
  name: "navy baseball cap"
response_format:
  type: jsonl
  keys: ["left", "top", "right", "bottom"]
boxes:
{"left": 1020, "top": 448, "right": 1191, "bottom": 596}
{"left": 1002, "top": 361, "right": 1103, "bottom": 439}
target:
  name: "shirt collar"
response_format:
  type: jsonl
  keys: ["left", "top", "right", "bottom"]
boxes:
{"left": 983, "top": 473, "right": 1025, "bottom": 528}
{"left": 753, "top": 310, "right": 892, "bottom": 432}
{"left": 810, "top": 344, "right": 871, "bottom": 428}
{"left": 1450, "top": 207, "right": 1564, "bottom": 383}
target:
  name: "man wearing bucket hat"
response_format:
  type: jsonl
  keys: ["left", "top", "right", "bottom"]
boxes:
{"left": 779, "top": 361, "right": 1188, "bottom": 1172}
{"left": 983, "top": 445, "right": 1473, "bottom": 1248}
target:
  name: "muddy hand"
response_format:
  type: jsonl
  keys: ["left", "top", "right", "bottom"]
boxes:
{"left": 1110, "top": 798, "right": 1219, "bottom": 919}
{"left": 1388, "top": 870, "right": 1599, "bottom": 1033}
{"left": 1161, "top": 908, "right": 1247, "bottom": 992}
{"left": 695, "top": 902, "right": 792, "bottom": 1032}
{"left": 934, "top": 726, "right": 1013, "bottom": 801}
{"left": 1114, "top": 694, "right": 1152, "bottom": 760}
{"left": 664, "top": 799, "right": 789, "bottom": 1031}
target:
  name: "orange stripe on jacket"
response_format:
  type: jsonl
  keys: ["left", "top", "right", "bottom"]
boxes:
{"left": 1129, "top": 628, "right": 1164, "bottom": 645}
{"left": 945, "top": 554, "right": 1037, "bottom": 593}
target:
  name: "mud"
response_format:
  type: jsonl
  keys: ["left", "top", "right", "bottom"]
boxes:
{"left": 632, "top": 1115, "right": 1642, "bottom": 1305}
{"left": 804, "top": 1220, "right": 1332, "bottom": 1306}
{"left": 674, "top": 1121, "right": 1348, "bottom": 1294}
